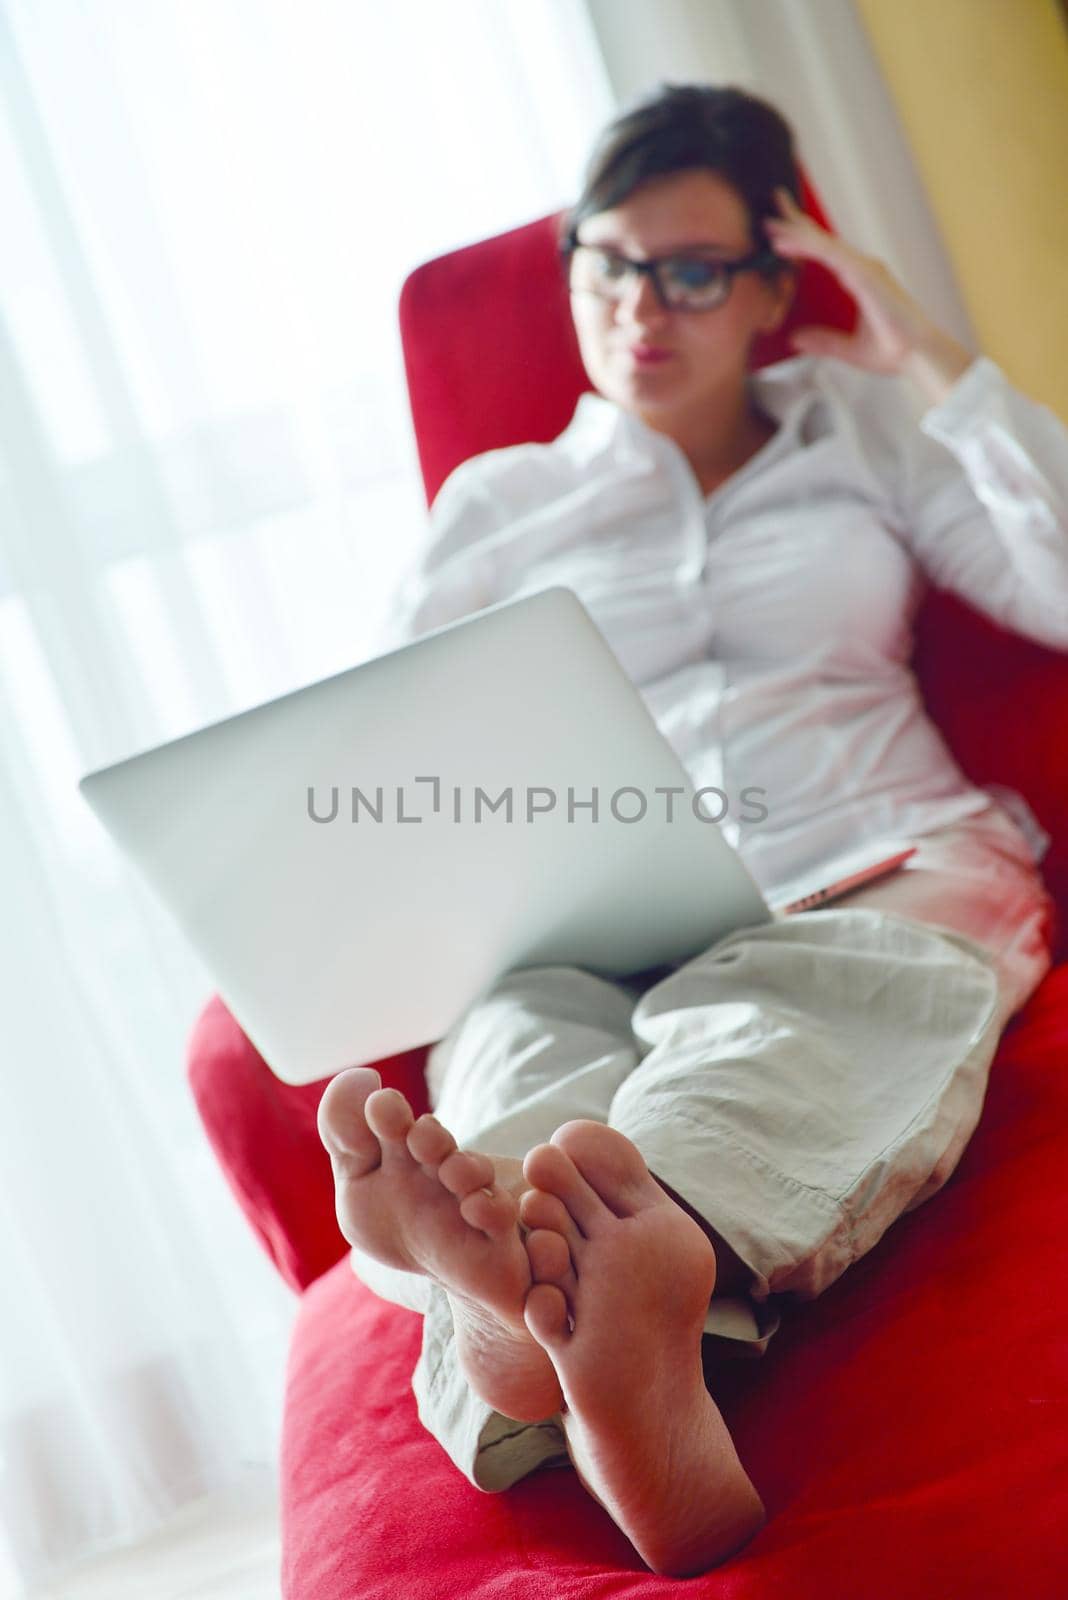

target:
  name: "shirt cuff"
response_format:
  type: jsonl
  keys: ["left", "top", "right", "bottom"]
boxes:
{"left": 919, "top": 354, "right": 1003, "bottom": 444}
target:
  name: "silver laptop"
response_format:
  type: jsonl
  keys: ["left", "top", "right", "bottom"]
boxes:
{"left": 79, "top": 587, "right": 910, "bottom": 1084}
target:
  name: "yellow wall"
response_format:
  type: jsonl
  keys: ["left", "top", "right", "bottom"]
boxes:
{"left": 855, "top": 0, "right": 1068, "bottom": 417}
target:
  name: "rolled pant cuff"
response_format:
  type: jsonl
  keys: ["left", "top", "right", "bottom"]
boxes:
{"left": 412, "top": 1284, "right": 568, "bottom": 1491}
{"left": 703, "top": 1293, "right": 781, "bottom": 1355}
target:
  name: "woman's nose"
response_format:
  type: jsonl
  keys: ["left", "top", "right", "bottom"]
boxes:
{"left": 615, "top": 267, "right": 668, "bottom": 326}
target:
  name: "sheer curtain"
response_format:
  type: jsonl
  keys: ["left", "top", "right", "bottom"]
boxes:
{"left": 0, "top": 0, "right": 614, "bottom": 1588}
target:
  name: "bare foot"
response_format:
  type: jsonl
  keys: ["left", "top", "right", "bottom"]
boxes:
{"left": 317, "top": 1067, "right": 562, "bottom": 1423}
{"left": 520, "top": 1121, "right": 766, "bottom": 1576}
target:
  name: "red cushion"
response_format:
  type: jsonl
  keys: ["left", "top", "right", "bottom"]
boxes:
{"left": 914, "top": 594, "right": 1068, "bottom": 954}
{"left": 279, "top": 967, "right": 1068, "bottom": 1598}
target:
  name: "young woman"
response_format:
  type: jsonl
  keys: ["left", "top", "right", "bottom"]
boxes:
{"left": 317, "top": 86, "right": 1068, "bottom": 1576}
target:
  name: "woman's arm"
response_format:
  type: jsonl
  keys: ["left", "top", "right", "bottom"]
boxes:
{"left": 767, "top": 192, "right": 1068, "bottom": 650}
{"left": 376, "top": 457, "right": 509, "bottom": 652}
{"left": 899, "top": 357, "right": 1068, "bottom": 649}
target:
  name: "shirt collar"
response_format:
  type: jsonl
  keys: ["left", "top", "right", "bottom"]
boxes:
{"left": 565, "top": 356, "right": 823, "bottom": 465}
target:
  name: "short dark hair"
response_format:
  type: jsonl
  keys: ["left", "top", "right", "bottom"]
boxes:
{"left": 560, "top": 83, "right": 801, "bottom": 269}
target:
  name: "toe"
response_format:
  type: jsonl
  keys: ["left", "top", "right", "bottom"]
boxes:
{"left": 406, "top": 1113, "right": 457, "bottom": 1168}
{"left": 519, "top": 1188, "right": 583, "bottom": 1254}
{"left": 438, "top": 1148, "right": 495, "bottom": 1197}
{"left": 364, "top": 1086, "right": 415, "bottom": 1145}
{"left": 317, "top": 1067, "right": 383, "bottom": 1174}
{"left": 525, "top": 1227, "right": 575, "bottom": 1292}
{"left": 459, "top": 1184, "right": 520, "bottom": 1239}
{"left": 551, "top": 1121, "right": 658, "bottom": 1217}
{"left": 524, "top": 1283, "right": 571, "bottom": 1351}
{"left": 523, "top": 1141, "right": 605, "bottom": 1236}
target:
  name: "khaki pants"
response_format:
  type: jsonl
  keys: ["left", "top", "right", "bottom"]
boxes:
{"left": 349, "top": 804, "right": 1053, "bottom": 1489}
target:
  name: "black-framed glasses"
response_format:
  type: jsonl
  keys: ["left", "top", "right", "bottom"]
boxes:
{"left": 565, "top": 240, "right": 780, "bottom": 312}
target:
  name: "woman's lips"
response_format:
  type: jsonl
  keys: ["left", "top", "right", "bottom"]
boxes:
{"left": 627, "top": 344, "right": 673, "bottom": 366}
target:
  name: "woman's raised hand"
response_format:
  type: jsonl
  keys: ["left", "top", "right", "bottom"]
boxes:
{"left": 764, "top": 187, "right": 973, "bottom": 403}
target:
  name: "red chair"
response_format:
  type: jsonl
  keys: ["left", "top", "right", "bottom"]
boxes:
{"left": 188, "top": 196, "right": 1068, "bottom": 1599}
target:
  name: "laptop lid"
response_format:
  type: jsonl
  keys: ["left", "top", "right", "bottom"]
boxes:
{"left": 79, "top": 587, "right": 770, "bottom": 1083}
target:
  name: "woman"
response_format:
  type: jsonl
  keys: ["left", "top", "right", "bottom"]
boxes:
{"left": 318, "top": 85, "right": 1068, "bottom": 1576}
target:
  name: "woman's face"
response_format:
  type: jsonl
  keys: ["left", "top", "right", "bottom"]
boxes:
{"left": 568, "top": 168, "right": 794, "bottom": 427}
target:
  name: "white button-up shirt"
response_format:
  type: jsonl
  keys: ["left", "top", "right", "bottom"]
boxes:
{"left": 384, "top": 357, "right": 1068, "bottom": 896}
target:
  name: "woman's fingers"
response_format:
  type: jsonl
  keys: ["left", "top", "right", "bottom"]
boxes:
{"left": 771, "top": 185, "right": 804, "bottom": 220}
{"left": 766, "top": 206, "right": 859, "bottom": 276}
{"left": 767, "top": 187, "right": 829, "bottom": 243}
{"left": 766, "top": 189, "right": 965, "bottom": 387}
{"left": 766, "top": 191, "right": 886, "bottom": 296}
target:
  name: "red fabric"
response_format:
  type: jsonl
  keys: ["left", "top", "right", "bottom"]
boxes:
{"left": 187, "top": 997, "right": 428, "bottom": 1292}
{"left": 279, "top": 968, "right": 1068, "bottom": 1599}
{"left": 188, "top": 186, "right": 1068, "bottom": 1597}
{"left": 914, "top": 595, "right": 1068, "bottom": 955}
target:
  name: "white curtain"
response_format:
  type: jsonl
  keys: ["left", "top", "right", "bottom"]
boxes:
{"left": 0, "top": 1, "right": 615, "bottom": 1589}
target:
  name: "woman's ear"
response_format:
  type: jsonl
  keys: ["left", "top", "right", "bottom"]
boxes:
{"left": 759, "top": 268, "right": 797, "bottom": 334}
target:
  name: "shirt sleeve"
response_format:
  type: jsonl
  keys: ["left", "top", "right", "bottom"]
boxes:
{"left": 372, "top": 455, "right": 514, "bottom": 653}
{"left": 889, "top": 357, "right": 1068, "bottom": 650}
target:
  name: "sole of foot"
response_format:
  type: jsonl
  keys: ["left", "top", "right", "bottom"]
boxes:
{"left": 519, "top": 1120, "right": 766, "bottom": 1576}
{"left": 317, "top": 1067, "right": 562, "bottom": 1422}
